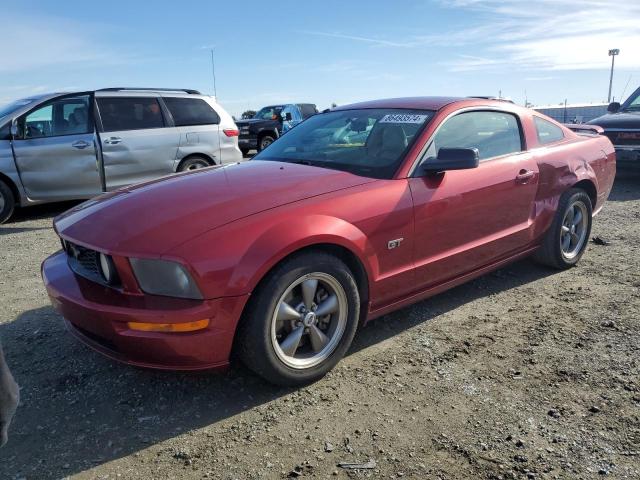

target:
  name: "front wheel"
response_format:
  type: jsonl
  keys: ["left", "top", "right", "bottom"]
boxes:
{"left": 0, "top": 180, "right": 16, "bottom": 224}
{"left": 258, "top": 135, "right": 275, "bottom": 152}
{"left": 235, "top": 251, "right": 360, "bottom": 386}
{"left": 533, "top": 188, "right": 593, "bottom": 269}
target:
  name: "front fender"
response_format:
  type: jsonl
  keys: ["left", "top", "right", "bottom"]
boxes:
{"left": 169, "top": 212, "right": 376, "bottom": 300}
{"left": 231, "top": 214, "right": 375, "bottom": 294}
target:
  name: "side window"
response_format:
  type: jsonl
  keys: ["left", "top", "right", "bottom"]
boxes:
{"left": 0, "top": 122, "right": 10, "bottom": 140}
{"left": 163, "top": 97, "right": 220, "bottom": 127}
{"left": 21, "top": 95, "right": 92, "bottom": 139}
{"left": 97, "top": 97, "right": 165, "bottom": 132}
{"left": 534, "top": 116, "right": 564, "bottom": 145}
{"left": 431, "top": 111, "right": 523, "bottom": 161}
{"left": 299, "top": 104, "right": 318, "bottom": 119}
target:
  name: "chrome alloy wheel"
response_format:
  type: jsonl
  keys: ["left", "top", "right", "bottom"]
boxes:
{"left": 270, "top": 272, "right": 348, "bottom": 369}
{"left": 560, "top": 200, "right": 588, "bottom": 260}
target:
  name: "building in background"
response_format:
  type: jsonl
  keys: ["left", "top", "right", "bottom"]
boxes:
{"left": 533, "top": 103, "right": 609, "bottom": 124}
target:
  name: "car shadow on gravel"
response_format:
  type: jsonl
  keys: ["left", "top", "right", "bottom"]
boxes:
{"left": 8, "top": 201, "right": 80, "bottom": 224}
{"left": 0, "top": 257, "right": 555, "bottom": 479}
{"left": 609, "top": 166, "right": 640, "bottom": 201}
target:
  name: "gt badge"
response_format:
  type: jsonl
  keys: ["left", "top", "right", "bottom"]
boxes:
{"left": 387, "top": 238, "right": 404, "bottom": 250}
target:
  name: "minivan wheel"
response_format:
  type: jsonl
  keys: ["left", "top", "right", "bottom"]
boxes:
{"left": 0, "top": 180, "right": 16, "bottom": 224}
{"left": 258, "top": 135, "right": 275, "bottom": 152}
{"left": 236, "top": 251, "right": 360, "bottom": 386}
{"left": 178, "top": 156, "right": 211, "bottom": 172}
{"left": 533, "top": 188, "right": 593, "bottom": 269}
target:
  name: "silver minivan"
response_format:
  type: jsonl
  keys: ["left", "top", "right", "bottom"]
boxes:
{"left": 0, "top": 88, "right": 242, "bottom": 223}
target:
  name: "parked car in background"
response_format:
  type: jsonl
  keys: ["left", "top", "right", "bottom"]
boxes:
{"left": 42, "top": 97, "right": 615, "bottom": 386}
{"left": 0, "top": 88, "right": 241, "bottom": 223}
{"left": 588, "top": 85, "right": 640, "bottom": 163}
{"left": 235, "top": 103, "right": 317, "bottom": 155}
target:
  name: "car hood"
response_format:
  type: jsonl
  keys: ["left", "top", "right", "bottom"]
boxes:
{"left": 54, "top": 161, "right": 375, "bottom": 256}
{"left": 587, "top": 111, "right": 640, "bottom": 129}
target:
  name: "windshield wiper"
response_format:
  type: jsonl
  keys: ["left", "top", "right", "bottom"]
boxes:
{"left": 277, "top": 158, "right": 318, "bottom": 166}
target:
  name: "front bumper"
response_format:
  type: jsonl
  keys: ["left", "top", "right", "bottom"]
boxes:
{"left": 42, "top": 251, "right": 249, "bottom": 370}
{"left": 238, "top": 134, "right": 257, "bottom": 149}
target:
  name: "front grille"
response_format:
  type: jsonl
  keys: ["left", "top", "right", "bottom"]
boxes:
{"left": 604, "top": 130, "right": 640, "bottom": 147}
{"left": 64, "top": 241, "right": 120, "bottom": 288}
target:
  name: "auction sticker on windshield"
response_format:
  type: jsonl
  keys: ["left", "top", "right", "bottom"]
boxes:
{"left": 380, "top": 114, "right": 429, "bottom": 124}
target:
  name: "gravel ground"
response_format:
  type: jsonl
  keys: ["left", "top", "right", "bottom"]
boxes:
{"left": 0, "top": 167, "right": 639, "bottom": 480}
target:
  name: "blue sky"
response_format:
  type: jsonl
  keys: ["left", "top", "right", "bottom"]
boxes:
{"left": 2, "top": 0, "right": 639, "bottom": 116}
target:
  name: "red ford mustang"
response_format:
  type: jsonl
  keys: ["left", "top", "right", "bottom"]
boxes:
{"left": 42, "top": 97, "right": 616, "bottom": 385}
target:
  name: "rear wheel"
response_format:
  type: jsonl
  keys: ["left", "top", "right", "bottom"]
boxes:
{"left": 0, "top": 180, "right": 15, "bottom": 224}
{"left": 533, "top": 188, "right": 592, "bottom": 269}
{"left": 258, "top": 135, "right": 275, "bottom": 152}
{"left": 177, "top": 156, "right": 211, "bottom": 172}
{"left": 236, "top": 251, "right": 360, "bottom": 386}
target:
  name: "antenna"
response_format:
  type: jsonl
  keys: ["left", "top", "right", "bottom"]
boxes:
{"left": 210, "top": 48, "right": 218, "bottom": 98}
{"left": 620, "top": 74, "right": 632, "bottom": 101}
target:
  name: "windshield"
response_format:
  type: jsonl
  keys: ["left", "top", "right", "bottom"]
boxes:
{"left": 254, "top": 106, "right": 284, "bottom": 120}
{"left": 0, "top": 97, "right": 41, "bottom": 119}
{"left": 253, "top": 108, "right": 435, "bottom": 179}
{"left": 623, "top": 91, "right": 640, "bottom": 111}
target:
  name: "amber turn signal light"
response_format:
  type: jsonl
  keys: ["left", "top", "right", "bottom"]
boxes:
{"left": 127, "top": 319, "right": 210, "bottom": 333}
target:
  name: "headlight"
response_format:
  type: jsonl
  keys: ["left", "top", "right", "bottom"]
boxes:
{"left": 98, "top": 253, "right": 119, "bottom": 285}
{"left": 129, "top": 258, "right": 203, "bottom": 299}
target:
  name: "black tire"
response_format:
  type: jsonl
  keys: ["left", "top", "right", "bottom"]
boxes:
{"left": 533, "top": 188, "right": 593, "bottom": 269}
{"left": 240, "top": 148, "right": 250, "bottom": 157}
{"left": 258, "top": 135, "right": 275, "bottom": 152}
{"left": 235, "top": 251, "right": 360, "bottom": 386}
{"left": 0, "top": 180, "right": 16, "bottom": 224}
{"left": 177, "top": 156, "right": 211, "bottom": 172}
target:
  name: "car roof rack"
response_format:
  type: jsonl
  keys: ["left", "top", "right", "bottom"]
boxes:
{"left": 97, "top": 87, "right": 201, "bottom": 95}
{"left": 467, "top": 96, "right": 514, "bottom": 104}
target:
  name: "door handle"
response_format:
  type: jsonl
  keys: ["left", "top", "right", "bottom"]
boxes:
{"left": 72, "top": 140, "right": 90, "bottom": 149}
{"left": 515, "top": 169, "right": 535, "bottom": 184}
{"left": 103, "top": 137, "right": 122, "bottom": 145}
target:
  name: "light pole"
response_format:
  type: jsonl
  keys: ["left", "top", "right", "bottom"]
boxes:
{"left": 607, "top": 49, "right": 620, "bottom": 103}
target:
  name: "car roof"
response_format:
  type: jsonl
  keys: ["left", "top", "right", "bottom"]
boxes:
{"left": 333, "top": 97, "right": 463, "bottom": 111}
{"left": 332, "top": 96, "right": 525, "bottom": 112}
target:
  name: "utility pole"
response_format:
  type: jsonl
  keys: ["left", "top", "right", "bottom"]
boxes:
{"left": 607, "top": 49, "right": 620, "bottom": 103}
{"left": 210, "top": 48, "right": 218, "bottom": 98}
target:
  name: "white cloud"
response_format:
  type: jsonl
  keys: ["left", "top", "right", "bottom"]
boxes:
{"left": 442, "top": 0, "right": 640, "bottom": 71}
{"left": 303, "top": 1, "right": 640, "bottom": 72}
{"left": 0, "top": 14, "right": 130, "bottom": 74}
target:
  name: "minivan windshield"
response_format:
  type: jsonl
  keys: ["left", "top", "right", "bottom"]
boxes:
{"left": 253, "top": 108, "right": 434, "bottom": 179}
{"left": 0, "top": 97, "right": 42, "bottom": 119}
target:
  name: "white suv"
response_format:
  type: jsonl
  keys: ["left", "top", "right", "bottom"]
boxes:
{"left": 0, "top": 88, "right": 242, "bottom": 222}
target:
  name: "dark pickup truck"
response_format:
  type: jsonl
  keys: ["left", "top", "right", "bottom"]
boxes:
{"left": 588, "top": 86, "right": 640, "bottom": 162}
{"left": 236, "top": 104, "right": 317, "bottom": 155}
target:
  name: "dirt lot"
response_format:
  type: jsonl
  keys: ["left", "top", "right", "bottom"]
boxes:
{"left": 0, "top": 167, "right": 639, "bottom": 480}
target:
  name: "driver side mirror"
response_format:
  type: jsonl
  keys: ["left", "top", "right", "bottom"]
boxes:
{"left": 10, "top": 119, "right": 20, "bottom": 139}
{"left": 284, "top": 112, "right": 293, "bottom": 122}
{"left": 607, "top": 102, "right": 621, "bottom": 113}
{"left": 419, "top": 148, "right": 480, "bottom": 175}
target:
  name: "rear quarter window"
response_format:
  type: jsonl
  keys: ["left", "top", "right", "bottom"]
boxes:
{"left": 163, "top": 97, "right": 220, "bottom": 126}
{"left": 534, "top": 116, "right": 565, "bottom": 145}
